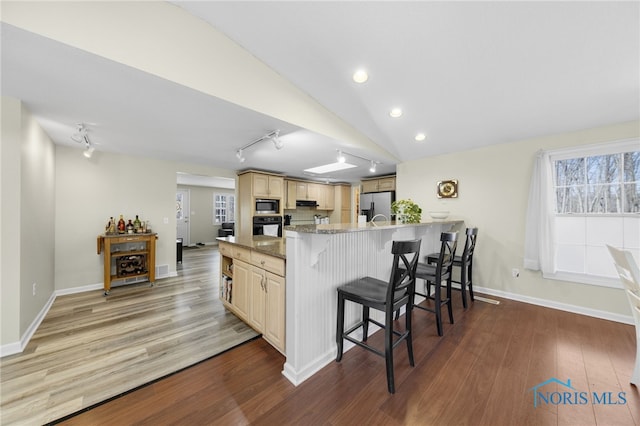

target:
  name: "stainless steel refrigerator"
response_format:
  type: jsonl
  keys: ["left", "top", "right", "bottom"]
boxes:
{"left": 359, "top": 191, "right": 395, "bottom": 222}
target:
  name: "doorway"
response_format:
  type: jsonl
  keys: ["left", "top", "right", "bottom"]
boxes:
{"left": 176, "top": 189, "right": 190, "bottom": 246}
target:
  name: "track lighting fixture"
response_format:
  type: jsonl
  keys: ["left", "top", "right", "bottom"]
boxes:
{"left": 235, "top": 130, "right": 282, "bottom": 162}
{"left": 335, "top": 149, "right": 380, "bottom": 173}
{"left": 71, "top": 123, "right": 95, "bottom": 158}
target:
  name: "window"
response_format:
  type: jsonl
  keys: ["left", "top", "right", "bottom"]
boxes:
{"left": 214, "top": 194, "right": 235, "bottom": 224}
{"left": 550, "top": 139, "right": 639, "bottom": 287}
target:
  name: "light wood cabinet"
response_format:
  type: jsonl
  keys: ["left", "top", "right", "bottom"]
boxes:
{"left": 249, "top": 266, "right": 266, "bottom": 332}
{"left": 231, "top": 259, "right": 250, "bottom": 321}
{"left": 237, "top": 171, "right": 285, "bottom": 236}
{"left": 252, "top": 173, "right": 283, "bottom": 198}
{"left": 219, "top": 241, "right": 286, "bottom": 353}
{"left": 285, "top": 180, "right": 297, "bottom": 209}
{"left": 285, "top": 179, "right": 335, "bottom": 210}
{"left": 263, "top": 271, "right": 285, "bottom": 351}
{"left": 340, "top": 184, "right": 351, "bottom": 223}
{"left": 361, "top": 176, "right": 396, "bottom": 193}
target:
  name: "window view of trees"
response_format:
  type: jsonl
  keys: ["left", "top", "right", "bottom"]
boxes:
{"left": 555, "top": 151, "right": 640, "bottom": 214}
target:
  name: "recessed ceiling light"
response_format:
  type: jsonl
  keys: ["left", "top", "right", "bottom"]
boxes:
{"left": 352, "top": 69, "right": 368, "bottom": 83}
{"left": 415, "top": 133, "right": 426, "bottom": 141}
{"left": 304, "top": 162, "right": 357, "bottom": 174}
{"left": 389, "top": 108, "right": 402, "bottom": 118}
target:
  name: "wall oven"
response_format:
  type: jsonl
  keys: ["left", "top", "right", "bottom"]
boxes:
{"left": 255, "top": 199, "right": 279, "bottom": 214}
{"left": 253, "top": 216, "right": 283, "bottom": 237}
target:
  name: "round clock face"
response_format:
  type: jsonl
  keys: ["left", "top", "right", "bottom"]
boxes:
{"left": 440, "top": 182, "right": 455, "bottom": 196}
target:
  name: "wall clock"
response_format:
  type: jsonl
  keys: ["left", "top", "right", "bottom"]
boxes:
{"left": 437, "top": 179, "right": 458, "bottom": 198}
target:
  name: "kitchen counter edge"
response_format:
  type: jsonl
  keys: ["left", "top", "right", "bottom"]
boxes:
{"left": 216, "top": 236, "right": 286, "bottom": 259}
{"left": 285, "top": 219, "right": 463, "bottom": 234}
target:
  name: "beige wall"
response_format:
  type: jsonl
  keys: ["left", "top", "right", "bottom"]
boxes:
{"left": 397, "top": 120, "right": 640, "bottom": 318}
{"left": 1, "top": 97, "right": 56, "bottom": 347}
{"left": 53, "top": 147, "right": 238, "bottom": 292}
{"left": 177, "top": 184, "right": 235, "bottom": 245}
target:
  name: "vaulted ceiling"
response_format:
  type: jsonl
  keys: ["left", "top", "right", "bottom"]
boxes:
{"left": 2, "top": 1, "right": 638, "bottom": 183}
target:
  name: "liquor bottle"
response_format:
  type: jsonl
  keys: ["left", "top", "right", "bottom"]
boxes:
{"left": 134, "top": 215, "right": 142, "bottom": 233}
{"left": 118, "top": 215, "right": 126, "bottom": 233}
{"left": 127, "top": 220, "right": 134, "bottom": 234}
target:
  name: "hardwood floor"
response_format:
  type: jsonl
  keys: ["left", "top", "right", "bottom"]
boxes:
{"left": 58, "top": 280, "right": 640, "bottom": 425}
{"left": 0, "top": 246, "right": 259, "bottom": 425}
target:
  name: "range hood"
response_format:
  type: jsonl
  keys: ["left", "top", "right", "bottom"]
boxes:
{"left": 296, "top": 200, "right": 318, "bottom": 207}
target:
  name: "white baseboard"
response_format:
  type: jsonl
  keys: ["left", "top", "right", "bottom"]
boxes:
{"left": 474, "top": 286, "right": 634, "bottom": 325}
{"left": 0, "top": 291, "right": 56, "bottom": 358}
{"left": 1, "top": 268, "right": 177, "bottom": 358}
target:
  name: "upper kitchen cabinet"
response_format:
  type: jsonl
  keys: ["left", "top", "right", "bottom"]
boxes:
{"left": 237, "top": 170, "right": 285, "bottom": 236}
{"left": 285, "top": 179, "right": 335, "bottom": 210}
{"left": 361, "top": 175, "right": 396, "bottom": 193}
{"left": 252, "top": 173, "right": 284, "bottom": 199}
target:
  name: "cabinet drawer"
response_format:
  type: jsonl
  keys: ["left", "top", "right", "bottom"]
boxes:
{"left": 377, "top": 177, "right": 396, "bottom": 191}
{"left": 251, "top": 251, "right": 285, "bottom": 276}
{"left": 218, "top": 242, "right": 233, "bottom": 257}
{"left": 232, "top": 246, "right": 251, "bottom": 262}
{"left": 110, "top": 235, "right": 145, "bottom": 244}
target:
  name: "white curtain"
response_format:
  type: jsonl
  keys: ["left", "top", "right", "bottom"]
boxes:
{"left": 524, "top": 150, "right": 556, "bottom": 273}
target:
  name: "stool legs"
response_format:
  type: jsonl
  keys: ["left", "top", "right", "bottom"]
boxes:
{"left": 336, "top": 293, "right": 345, "bottom": 362}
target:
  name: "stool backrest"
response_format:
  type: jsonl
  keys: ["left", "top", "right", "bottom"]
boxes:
{"left": 388, "top": 240, "right": 421, "bottom": 306}
{"left": 434, "top": 232, "right": 458, "bottom": 280}
{"left": 607, "top": 245, "right": 640, "bottom": 290}
{"left": 461, "top": 228, "right": 478, "bottom": 264}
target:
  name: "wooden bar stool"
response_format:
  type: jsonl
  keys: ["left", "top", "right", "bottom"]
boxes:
{"left": 336, "top": 239, "right": 421, "bottom": 394}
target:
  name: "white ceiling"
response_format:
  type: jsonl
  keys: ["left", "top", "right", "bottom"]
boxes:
{"left": 2, "top": 1, "right": 638, "bottom": 185}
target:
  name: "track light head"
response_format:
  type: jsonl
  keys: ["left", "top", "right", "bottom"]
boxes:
{"left": 272, "top": 131, "right": 283, "bottom": 150}
{"left": 337, "top": 150, "right": 346, "bottom": 163}
{"left": 236, "top": 149, "right": 245, "bottom": 163}
{"left": 369, "top": 160, "right": 377, "bottom": 173}
{"left": 83, "top": 145, "right": 95, "bottom": 158}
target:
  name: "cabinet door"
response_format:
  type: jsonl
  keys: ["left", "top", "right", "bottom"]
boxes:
{"left": 307, "top": 183, "right": 321, "bottom": 203}
{"left": 361, "top": 180, "right": 378, "bottom": 193}
{"left": 232, "top": 260, "right": 250, "bottom": 321}
{"left": 295, "top": 182, "right": 308, "bottom": 200}
{"left": 252, "top": 174, "right": 271, "bottom": 198}
{"left": 377, "top": 177, "right": 396, "bottom": 192}
{"left": 268, "top": 176, "right": 284, "bottom": 198}
{"left": 323, "top": 185, "right": 335, "bottom": 210}
{"left": 285, "top": 180, "right": 297, "bottom": 209}
{"left": 249, "top": 267, "right": 266, "bottom": 332}
{"left": 264, "top": 271, "right": 285, "bottom": 353}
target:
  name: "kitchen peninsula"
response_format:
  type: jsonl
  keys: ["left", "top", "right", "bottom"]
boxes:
{"left": 282, "top": 219, "right": 463, "bottom": 386}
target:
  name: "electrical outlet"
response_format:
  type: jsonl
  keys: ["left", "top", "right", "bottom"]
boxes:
{"left": 163, "top": 217, "right": 169, "bottom": 224}
{"left": 512, "top": 268, "right": 520, "bottom": 278}
{"left": 32, "top": 282, "right": 37, "bottom": 296}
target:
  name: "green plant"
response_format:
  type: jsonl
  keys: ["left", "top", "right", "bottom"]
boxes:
{"left": 391, "top": 199, "right": 422, "bottom": 224}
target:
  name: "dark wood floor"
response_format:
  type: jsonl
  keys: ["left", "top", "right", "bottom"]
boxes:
{"left": 59, "top": 277, "right": 640, "bottom": 425}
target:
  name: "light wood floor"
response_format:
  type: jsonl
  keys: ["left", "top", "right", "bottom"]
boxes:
{"left": 0, "top": 246, "right": 259, "bottom": 425}
{"left": 59, "top": 276, "right": 640, "bottom": 425}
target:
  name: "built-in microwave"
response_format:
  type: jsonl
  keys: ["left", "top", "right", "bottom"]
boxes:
{"left": 255, "top": 198, "right": 279, "bottom": 214}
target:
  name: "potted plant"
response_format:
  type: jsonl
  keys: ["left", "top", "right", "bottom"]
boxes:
{"left": 391, "top": 199, "right": 422, "bottom": 224}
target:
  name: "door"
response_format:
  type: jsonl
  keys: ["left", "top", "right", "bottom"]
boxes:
{"left": 176, "top": 189, "right": 190, "bottom": 246}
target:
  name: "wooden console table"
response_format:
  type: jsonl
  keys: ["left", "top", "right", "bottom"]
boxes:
{"left": 97, "top": 233, "right": 158, "bottom": 295}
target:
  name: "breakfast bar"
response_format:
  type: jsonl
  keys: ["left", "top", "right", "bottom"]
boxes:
{"left": 282, "top": 219, "right": 463, "bottom": 385}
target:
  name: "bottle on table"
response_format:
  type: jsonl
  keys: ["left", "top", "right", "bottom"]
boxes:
{"left": 118, "top": 215, "right": 126, "bottom": 233}
{"left": 134, "top": 215, "right": 142, "bottom": 233}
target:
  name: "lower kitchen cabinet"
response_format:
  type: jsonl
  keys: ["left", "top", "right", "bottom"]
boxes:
{"left": 263, "top": 271, "right": 285, "bottom": 351}
{"left": 219, "top": 241, "right": 285, "bottom": 354}
{"left": 231, "top": 259, "right": 250, "bottom": 321}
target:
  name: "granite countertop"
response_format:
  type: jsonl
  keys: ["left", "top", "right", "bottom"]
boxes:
{"left": 284, "top": 219, "right": 463, "bottom": 234}
{"left": 216, "top": 235, "right": 286, "bottom": 259}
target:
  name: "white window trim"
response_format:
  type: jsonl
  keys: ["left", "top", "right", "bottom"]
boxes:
{"left": 525, "top": 137, "right": 639, "bottom": 288}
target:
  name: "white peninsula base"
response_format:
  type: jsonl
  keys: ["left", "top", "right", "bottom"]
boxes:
{"left": 282, "top": 220, "right": 462, "bottom": 386}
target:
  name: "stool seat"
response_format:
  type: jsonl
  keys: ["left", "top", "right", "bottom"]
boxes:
{"left": 336, "top": 239, "right": 421, "bottom": 394}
